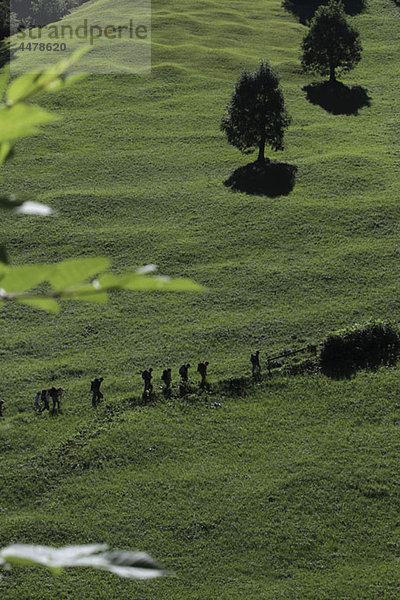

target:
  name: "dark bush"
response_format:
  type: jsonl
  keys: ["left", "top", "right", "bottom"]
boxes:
{"left": 320, "top": 320, "right": 400, "bottom": 379}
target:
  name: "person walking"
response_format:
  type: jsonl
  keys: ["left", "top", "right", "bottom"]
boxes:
{"left": 197, "top": 361, "right": 209, "bottom": 389}
{"left": 34, "top": 391, "right": 41, "bottom": 412}
{"left": 161, "top": 368, "right": 172, "bottom": 391}
{"left": 141, "top": 369, "right": 153, "bottom": 395}
{"left": 41, "top": 389, "right": 50, "bottom": 412}
{"left": 251, "top": 350, "right": 261, "bottom": 379}
{"left": 91, "top": 377, "right": 104, "bottom": 407}
{"left": 179, "top": 363, "right": 191, "bottom": 383}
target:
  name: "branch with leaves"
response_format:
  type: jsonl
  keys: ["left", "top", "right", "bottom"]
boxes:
{"left": 0, "top": 49, "right": 203, "bottom": 311}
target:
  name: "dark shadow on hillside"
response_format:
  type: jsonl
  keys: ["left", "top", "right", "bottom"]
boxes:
{"left": 303, "top": 81, "right": 371, "bottom": 115}
{"left": 224, "top": 160, "right": 297, "bottom": 197}
{"left": 282, "top": 0, "right": 367, "bottom": 24}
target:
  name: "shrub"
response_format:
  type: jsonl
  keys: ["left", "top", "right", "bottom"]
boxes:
{"left": 320, "top": 320, "right": 400, "bottom": 379}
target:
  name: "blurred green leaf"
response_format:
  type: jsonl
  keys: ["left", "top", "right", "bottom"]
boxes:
{"left": 17, "top": 297, "right": 59, "bottom": 314}
{"left": 0, "top": 142, "right": 13, "bottom": 166}
{"left": 0, "top": 264, "right": 51, "bottom": 293}
{"left": 0, "top": 195, "right": 54, "bottom": 215}
{"left": 98, "top": 272, "right": 204, "bottom": 292}
{"left": 6, "top": 72, "right": 43, "bottom": 105}
{"left": 0, "top": 64, "right": 10, "bottom": 103}
{"left": 6, "top": 47, "right": 89, "bottom": 105}
{"left": 0, "top": 103, "right": 57, "bottom": 143}
{"left": 49, "top": 257, "right": 111, "bottom": 292}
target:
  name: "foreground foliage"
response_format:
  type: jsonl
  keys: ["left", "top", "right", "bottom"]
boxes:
{"left": 0, "top": 544, "right": 165, "bottom": 580}
{"left": 0, "top": 50, "right": 202, "bottom": 312}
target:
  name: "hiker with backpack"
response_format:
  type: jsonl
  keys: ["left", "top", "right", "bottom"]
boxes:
{"left": 179, "top": 363, "right": 191, "bottom": 383}
{"left": 49, "top": 387, "right": 59, "bottom": 413}
{"left": 141, "top": 368, "right": 153, "bottom": 395}
{"left": 161, "top": 368, "right": 172, "bottom": 391}
{"left": 197, "top": 361, "right": 209, "bottom": 389}
{"left": 41, "top": 389, "right": 50, "bottom": 412}
{"left": 251, "top": 350, "right": 261, "bottom": 379}
{"left": 91, "top": 377, "right": 104, "bottom": 407}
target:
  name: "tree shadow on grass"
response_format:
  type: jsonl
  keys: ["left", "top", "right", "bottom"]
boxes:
{"left": 303, "top": 81, "right": 371, "bottom": 115}
{"left": 224, "top": 160, "right": 297, "bottom": 197}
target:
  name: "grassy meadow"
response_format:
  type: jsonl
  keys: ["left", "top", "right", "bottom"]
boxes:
{"left": 1, "top": 0, "right": 400, "bottom": 597}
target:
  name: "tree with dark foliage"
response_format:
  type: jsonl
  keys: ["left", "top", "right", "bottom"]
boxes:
{"left": 283, "top": 0, "right": 366, "bottom": 25}
{"left": 221, "top": 60, "right": 291, "bottom": 165}
{"left": 302, "top": 1, "right": 362, "bottom": 83}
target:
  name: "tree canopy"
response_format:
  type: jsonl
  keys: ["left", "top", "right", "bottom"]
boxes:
{"left": 221, "top": 60, "right": 291, "bottom": 165}
{"left": 302, "top": 0, "right": 362, "bottom": 82}
{"left": 283, "top": 0, "right": 366, "bottom": 25}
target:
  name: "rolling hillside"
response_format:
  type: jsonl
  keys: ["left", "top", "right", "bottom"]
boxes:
{"left": 1, "top": 0, "right": 400, "bottom": 597}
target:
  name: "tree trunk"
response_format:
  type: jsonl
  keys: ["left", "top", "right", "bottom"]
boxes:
{"left": 257, "top": 138, "right": 265, "bottom": 164}
{"left": 329, "top": 61, "right": 336, "bottom": 84}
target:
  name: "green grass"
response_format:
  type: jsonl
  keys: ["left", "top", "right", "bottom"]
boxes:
{"left": 1, "top": 0, "right": 400, "bottom": 597}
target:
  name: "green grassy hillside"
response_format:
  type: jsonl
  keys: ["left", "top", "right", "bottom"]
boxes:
{"left": 1, "top": 0, "right": 400, "bottom": 597}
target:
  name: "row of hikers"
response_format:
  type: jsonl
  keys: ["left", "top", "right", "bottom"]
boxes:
{"left": 91, "top": 352, "right": 261, "bottom": 405}
{"left": 29, "top": 352, "right": 262, "bottom": 413}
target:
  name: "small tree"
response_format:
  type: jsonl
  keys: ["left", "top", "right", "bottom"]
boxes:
{"left": 221, "top": 60, "right": 291, "bottom": 165}
{"left": 302, "top": 0, "right": 362, "bottom": 83}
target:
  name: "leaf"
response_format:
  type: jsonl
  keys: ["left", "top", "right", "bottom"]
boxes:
{"left": 0, "top": 544, "right": 165, "bottom": 580}
{"left": 0, "top": 142, "right": 13, "bottom": 166}
{"left": 0, "top": 64, "right": 10, "bottom": 102}
{"left": 15, "top": 201, "right": 54, "bottom": 216}
{"left": 97, "top": 272, "right": 204, "bottom": 292}
{"left": 48, "top": 257, "right": 111, "bottom": 292}
{"left": 17, "top": 297, "right": 59, "bottom": 314}
{"left": 0, "top": 195, "right": 54, "bottom": 215}
{"left": 0, "top": 103, "right": 57, "bottom": 143}
{"left": 117, "top": 273, "right": 204, "bottom": 292}
{"left": 6, "top": 72, "right": 43, "bottom": 106}
{"left": 6, "top": 47, "right": 90, "bottom": 105}
{"left": 0, "top": 264, "right": 51, "bottom": 293}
